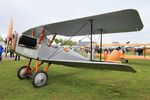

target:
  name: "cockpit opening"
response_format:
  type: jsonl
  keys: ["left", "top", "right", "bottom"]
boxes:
{"left": 18, "top": 35, "right": 37, "bottom": 49}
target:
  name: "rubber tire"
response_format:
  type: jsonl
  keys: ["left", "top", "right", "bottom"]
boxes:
{"left": 32, "top": 71, "right": 48, "bottom": 88}
{"left": 17, "top": 66, "right": 31, "bottom": 79}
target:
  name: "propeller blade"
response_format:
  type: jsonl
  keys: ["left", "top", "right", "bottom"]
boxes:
{"left": 7, "top": 18, "right": 13, "bottom": 39}
{"left": 5, "top": 18, "right": 13, "bottom": 57}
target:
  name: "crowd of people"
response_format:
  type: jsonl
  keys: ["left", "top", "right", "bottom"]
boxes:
{"left": 0, "top": 44, "right": 20, "bottom": 62}
{"left": 82, "top": 46, "right": 145, "bottom": 62}
{"left": 94, "top": 46, "right": 144, "bottom": 56}
{"left": 83, "top": 46, "right": 127, "bottom": 62}
{"left": 134, "top": 48, "right": 144, "bottom": 56}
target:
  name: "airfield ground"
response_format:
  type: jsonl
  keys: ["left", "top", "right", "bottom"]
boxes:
{"left": 0, "top": 59, "right": 150, "bottom": 100}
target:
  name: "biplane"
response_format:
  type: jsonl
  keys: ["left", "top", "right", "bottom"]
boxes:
{"left": 6, "top": 9, "right": 143, "bottom": 88}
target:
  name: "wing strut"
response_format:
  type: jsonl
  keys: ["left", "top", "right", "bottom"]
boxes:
{"left": 99, "top": 29, "right": 103, "bottom": 62}
{"left": 48, "top": 33, "right": 57, "bottom": 47}
{"left": 31, "top": 29, "right": 35, "bottom": 37}
{"left": 38, "top": 27, "right": 46, "bottom": 44}
{"left": 47, "top": 22, "right": 88, "bottom": 59}
{"left": 89, "top": 19, "right": 93, "bottom": 61}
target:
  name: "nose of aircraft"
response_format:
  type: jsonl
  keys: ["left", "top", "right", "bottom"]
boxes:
{"left": 11, "top": 31, "right": 18, "bottom": 51}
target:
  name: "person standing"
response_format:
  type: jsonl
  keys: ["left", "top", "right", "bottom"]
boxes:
{"left": 103, "top": 49, "right": 108, "bottom": 61}
{"left": 10, "top": 50, "right": 14, "bottom": 57}
{"left": 15, "top": 54, "right": 20, "bottom": 61}
{"left": 0, "top": 45, "right": 4, "bottom": 62}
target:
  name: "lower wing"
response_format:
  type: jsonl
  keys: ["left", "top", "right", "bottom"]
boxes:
{"left": 43, "top": 59, "right": 136, "bottom": 73}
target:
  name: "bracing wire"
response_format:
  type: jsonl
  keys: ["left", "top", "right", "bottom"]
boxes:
{"left": 47, "top": 22, "right": 89, "bottom": 59}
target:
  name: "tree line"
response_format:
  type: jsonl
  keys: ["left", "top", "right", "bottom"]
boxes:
{"left": 54, "top": 38, "right": 76, "bottom": 46}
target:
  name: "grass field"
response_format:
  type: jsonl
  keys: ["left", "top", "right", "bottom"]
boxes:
{"left": 0, "top": 59, "right": 150, "bottom": 100}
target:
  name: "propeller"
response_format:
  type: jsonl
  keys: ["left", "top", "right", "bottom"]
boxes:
{"left": 5, "top": 18, "right": 13, "bottom": 57}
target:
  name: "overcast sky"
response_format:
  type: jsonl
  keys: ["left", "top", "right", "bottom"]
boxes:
{"left": 0, "top": 0, "right": 149, "bottom": 43}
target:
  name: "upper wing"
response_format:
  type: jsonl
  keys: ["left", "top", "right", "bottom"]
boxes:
{"left": 22, "top": 9, "right": 143, "bottom": 37}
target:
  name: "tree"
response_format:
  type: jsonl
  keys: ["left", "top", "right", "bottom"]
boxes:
{"left": 0, "top": 37, "right": 3, "bottom": 41}
{"left": 54, "top": 38, "right": 76, "bottom": 46}
{"left": 54, "top": 38, "right": 60, "bottom": 44}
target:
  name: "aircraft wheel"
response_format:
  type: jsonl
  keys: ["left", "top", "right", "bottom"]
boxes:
{"left": 17, "top": 66, "right": 31, "bottom": 79}
{"left": 32, "top": 71, "right": 48, "bottom": 88}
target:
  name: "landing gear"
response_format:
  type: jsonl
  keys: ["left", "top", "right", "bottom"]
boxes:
{"left": 17, "top": 59, "right": 51, "bottom": 88}
{"left": 32, "top": 71, "right": 48, "bottom": 88}
{"left": 17, "top": 66, "right": 31, "bottom": 79}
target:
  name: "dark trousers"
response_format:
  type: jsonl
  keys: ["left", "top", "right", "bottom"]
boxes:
{"left": 15, "top": 54, "right": 20, "bottom": 60}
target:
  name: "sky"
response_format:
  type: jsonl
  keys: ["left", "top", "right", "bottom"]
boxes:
{"left": 0, "top": 0, "right": 149, "bottom": 43}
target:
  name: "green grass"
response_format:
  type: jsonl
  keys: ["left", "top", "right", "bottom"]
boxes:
{"left": 0, "top": 59, "right": 150, "bottom": 100}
